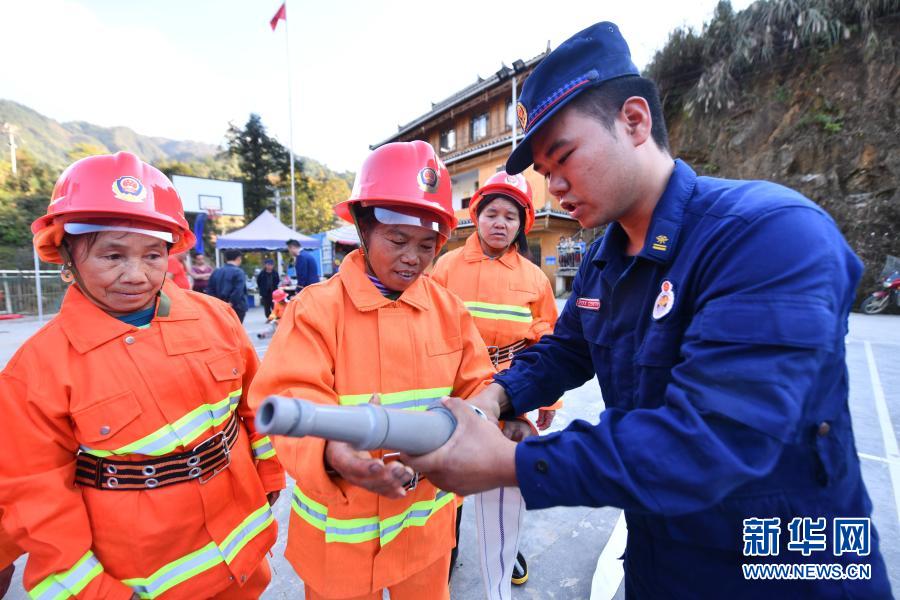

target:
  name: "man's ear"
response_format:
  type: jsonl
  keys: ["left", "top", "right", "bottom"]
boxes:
{"left": 620, "top": 96, "right": 652, "bottom": 147}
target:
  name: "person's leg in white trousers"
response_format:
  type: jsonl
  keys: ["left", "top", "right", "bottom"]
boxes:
{"left": 475, "top": 484, "right": 527, "bottom": 600}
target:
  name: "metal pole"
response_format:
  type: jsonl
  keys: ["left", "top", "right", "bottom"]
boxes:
{"left": 32, "top": 246, "right": 44, "bottom": 322}
{"left": 511, "top": 76, "right": 518, "bottom": 150}
{"left": 283, "top": 0, "right": 298, "bottom": 233}
{"left": 3, "top": 123, "right": 17, "bottom": 176}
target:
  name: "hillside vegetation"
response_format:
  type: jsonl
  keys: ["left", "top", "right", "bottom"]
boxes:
{"left": 647, "top": 0, "right": 900, "bottom": 298}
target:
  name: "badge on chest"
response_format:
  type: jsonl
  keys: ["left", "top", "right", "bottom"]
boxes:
{"left": 652, "top": 280, "right": 675, "bottom": 320}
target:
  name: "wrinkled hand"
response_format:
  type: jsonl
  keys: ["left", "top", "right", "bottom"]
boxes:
{"left": 325, "top": 441, "right": 413, "bottom": 500}
{"left": 468, "top": 383, "right": 508, "bottom": 423}
{"left": 266, "top": 490, "right": 281, "bottom": 506}
{"left": 501, "top": 418, "right": 536, "bottom": 442}
{"left": 402, "top": 397, "right": 517, "bottom": 496}
{"left": 536, "top": 409, "right": 555, "bottom": 430}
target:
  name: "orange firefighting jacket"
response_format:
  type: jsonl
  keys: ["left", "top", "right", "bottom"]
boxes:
{"left": 248, "top": 250, "right": 495, "bottom": 598}
{"left": 432, "top": 233, "right": 560, "bottom": 408}
{"left": 0, "top": 518, "right": 20, "bottom": 570}
{"left": 0, "top": 280, "right": 284, "bottom": 600}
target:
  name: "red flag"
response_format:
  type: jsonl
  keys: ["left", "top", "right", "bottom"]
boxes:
{"left": 270, "top": 3, "right": 286, "bottom": 31}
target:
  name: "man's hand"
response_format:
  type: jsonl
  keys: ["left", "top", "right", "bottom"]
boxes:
{"left": 325, "top": 441, "right": 413, "bottom": 500}
{"left": 536, "top": 409, "right": 555, "bottom": 430}
{"left": 402, "top": 397, "right": 518, "bottom": 495}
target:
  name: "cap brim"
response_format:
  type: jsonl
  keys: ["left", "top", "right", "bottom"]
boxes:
{"left": 64, "top": 222, "right": 174, "bottom": 243}
{"left": 506, "top": 89, "right": 589, "bottom": 175}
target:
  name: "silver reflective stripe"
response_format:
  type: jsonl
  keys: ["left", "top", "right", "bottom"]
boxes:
{"left": 80, "top": 390, "right": 241, "bottom": 457}
{"left": 124, "top": 504, "right": 274, "bottom": 598}
{"left": 125, "top": 543, "right": 222, "bottom": 599}
{"left": 251, "top": 437, "right": 275, "bottom": 460}
{"left": 383, "top": 395, "right": 446, "bottom": 410}
{"left": 29, "top": 551, "right": 103, "bottom": 600}
{"left": 219, "top": 505, "right": 275, "bottom": 563}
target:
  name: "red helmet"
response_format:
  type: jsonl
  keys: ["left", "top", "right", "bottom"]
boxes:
{"left": 272, "top": 288, "right": 288, "bottom": 303}
{"left": 335, "top": 141, "right": 456, "bottom": 248}
{"left": 32, "top": 152, "right": 195, "bottom": 263}
{"left": 469, "top": 171, "right": 535, "bottom": 234}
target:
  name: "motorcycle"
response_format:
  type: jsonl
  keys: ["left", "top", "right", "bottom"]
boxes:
{"left": 860, "top": 255, "right": 900, "bottom": 315}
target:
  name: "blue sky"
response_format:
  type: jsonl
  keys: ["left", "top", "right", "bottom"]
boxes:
{"left": 1, "top": 0, "right": 752, "bottom": 172}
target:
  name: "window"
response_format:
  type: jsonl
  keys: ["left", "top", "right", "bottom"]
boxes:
{"left": 506, "top": 100, "right": 515, "bottom": 130}
{"left": 470, "top": 113, "right": 488, "bottom": 142}
{"left": 462, "top": 197, "right": 471, "bottom": 209}
{"left": 439, "top": 128, "right": 456, "bottom": 153}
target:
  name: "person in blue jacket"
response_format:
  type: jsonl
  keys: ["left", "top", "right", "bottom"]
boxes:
{"left": 406, "top": 21, "right": 892, "bottom": 599}
{"left": 286, "top": 238, "right": 320, "bottom": 288}
{"left": 207, "top": 248, "right": 249, "bottom": 322}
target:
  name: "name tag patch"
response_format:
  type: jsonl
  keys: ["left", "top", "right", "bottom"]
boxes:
{"left": 576, "top": 297, "right": 601, "bottom": 311}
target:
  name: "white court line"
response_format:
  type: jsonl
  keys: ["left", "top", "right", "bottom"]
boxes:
{"left": 590, "top": 511, "right": 627, "bottom": 600}
{"left": 864, "top": 341, "right": 900, "bottom": 525}
{"left": 858, "top": 452, "right": 900, "bottom": 466}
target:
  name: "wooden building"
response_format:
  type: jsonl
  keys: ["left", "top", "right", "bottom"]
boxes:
{"left": 372, "top": 52, "right": 583, "bottom": 294}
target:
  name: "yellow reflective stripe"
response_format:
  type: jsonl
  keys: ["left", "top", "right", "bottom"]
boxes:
{"left": 29, "top": 551, "right": 103, "bottom": 600}
{"left": 464, "top": 301, "right": 532, "bottom": 323}
{"left": 339, "top": 386, "right": 453, "bottom": 412}
{"left": 291, "top": 485, "right": 453, "bottom": 546}
{"left": 123, "top": 503, "right": 274, "bottom": 598}
{"left": 379, "top": 490, "right": 454, "bottom": 545}
{"left": 81, "top": 389, "right": 242, "bottom": 457}
{"left": 250, "top": 436, "right": 276, "bottom": 460}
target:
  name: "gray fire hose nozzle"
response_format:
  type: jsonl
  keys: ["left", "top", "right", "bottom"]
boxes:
{"left": 255, "top": 396, "right": 487, "bottom": 456}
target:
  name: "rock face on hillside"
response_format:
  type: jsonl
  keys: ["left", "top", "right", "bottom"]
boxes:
{"left": 666, "top": 20, "right": 899, "bottom": 301}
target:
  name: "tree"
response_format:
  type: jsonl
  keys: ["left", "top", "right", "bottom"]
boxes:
{"left": 294, "top": 174, "right": 350, "bottom": 233}
{"left": 67, "top": 142, "right": 109, "bottom": 162}
{"left": 225, "top": 114, "right": 288, "bottom": 219}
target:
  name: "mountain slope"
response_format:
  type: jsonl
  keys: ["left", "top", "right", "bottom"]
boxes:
{"left": 0, "top": 99, "right": 219, "bottom": 166}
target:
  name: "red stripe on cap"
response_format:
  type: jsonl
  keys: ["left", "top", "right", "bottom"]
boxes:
{"left": 526, "top": 77, "right": 595, "bottom": 132}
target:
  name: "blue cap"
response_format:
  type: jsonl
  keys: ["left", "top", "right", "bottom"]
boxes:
{"left": 506, "top": 22, "right": 639, "bottom": 175}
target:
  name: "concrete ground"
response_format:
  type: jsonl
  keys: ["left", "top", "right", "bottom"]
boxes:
{"left": 1, "top": 301, "right": 898, "bottom": 599}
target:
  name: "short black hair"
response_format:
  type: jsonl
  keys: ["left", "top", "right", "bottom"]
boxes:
{"left": 224, "top": 249, "right": 242, "bottom": 261}
{"left": 568, "top": 75, "right": 669, "bottom": 151}
{"left": 286, "top": 239, "right": 301, "bottom": 248}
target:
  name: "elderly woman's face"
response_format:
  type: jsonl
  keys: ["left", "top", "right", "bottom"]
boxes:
{"left": 69, "top": 231, "right": 168, "bottom": 315}
{"left": 364, "top": 224, "right": 438, "bottom": 291}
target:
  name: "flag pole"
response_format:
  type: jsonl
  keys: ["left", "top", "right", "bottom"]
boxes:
{"left": 283, "top": 0, "right": 298, "bottom": 232}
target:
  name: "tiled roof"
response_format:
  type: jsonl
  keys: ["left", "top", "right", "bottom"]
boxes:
{"left": 372, "top": 52, "right": 547, "bottom": 149}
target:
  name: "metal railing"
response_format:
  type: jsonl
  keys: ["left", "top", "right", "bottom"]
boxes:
{"left": 0, "top": 270, "right": 66, "bottom": 315}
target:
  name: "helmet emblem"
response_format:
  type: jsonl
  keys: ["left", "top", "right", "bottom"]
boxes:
{"left": 516, "top": 102, "right": 528, "bottom": 131}
{"left": 112, "top": 176, "right": 146, "bottom": 203}
{"left": 417, "top": 167, "right": 439, "bottom": 193}
{"left": 505, "top": 175, "right": 520, "bottom": 185}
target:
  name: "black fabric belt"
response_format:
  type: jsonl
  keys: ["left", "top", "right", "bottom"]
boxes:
{"left": 486, "top": 339, "right": 529, "bottom": 368}
{"left": 75, "top": 413, "right": 239, "bottom": 491}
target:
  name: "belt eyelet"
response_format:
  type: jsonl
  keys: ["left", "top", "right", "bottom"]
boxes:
{"left": 142, "top": 465, "right": 156, "bottom": 476}
{"left": 107, "top": 477, "right": 119, "bottom": 488}
{"left": 106, "top": 465, "right": 118, "bottom": 474}
{"left": 189, "top": 467, "right": 202, "bottom": 478}
{"left": 187, "top": 456, "right": 201, "bottom": 467}
{"left": 145, "top": 478, "right": 159, "bottom": 488}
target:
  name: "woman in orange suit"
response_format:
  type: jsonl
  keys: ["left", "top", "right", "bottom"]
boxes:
{"left": 431, "top": 171, "right": 559, "bottom": 597}
{"left": 0, "top": 152, "right": 283, "bottom": 600}
{"left": 248, "top": 141, "right": 497, "bottom": 600}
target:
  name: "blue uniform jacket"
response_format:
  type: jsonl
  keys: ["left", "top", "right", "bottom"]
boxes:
{"left": 495, "top": 160, "right": 891, "bottom": 596}
{"left": 207, "top": 264, "right": 248, "bottom": 312}
{"left": 295, "top": 250, "right": 319, "bottom": 288}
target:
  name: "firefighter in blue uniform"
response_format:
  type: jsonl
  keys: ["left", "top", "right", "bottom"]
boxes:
{"left": 406, "top": 21, "right": 893, "bottom": 598}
